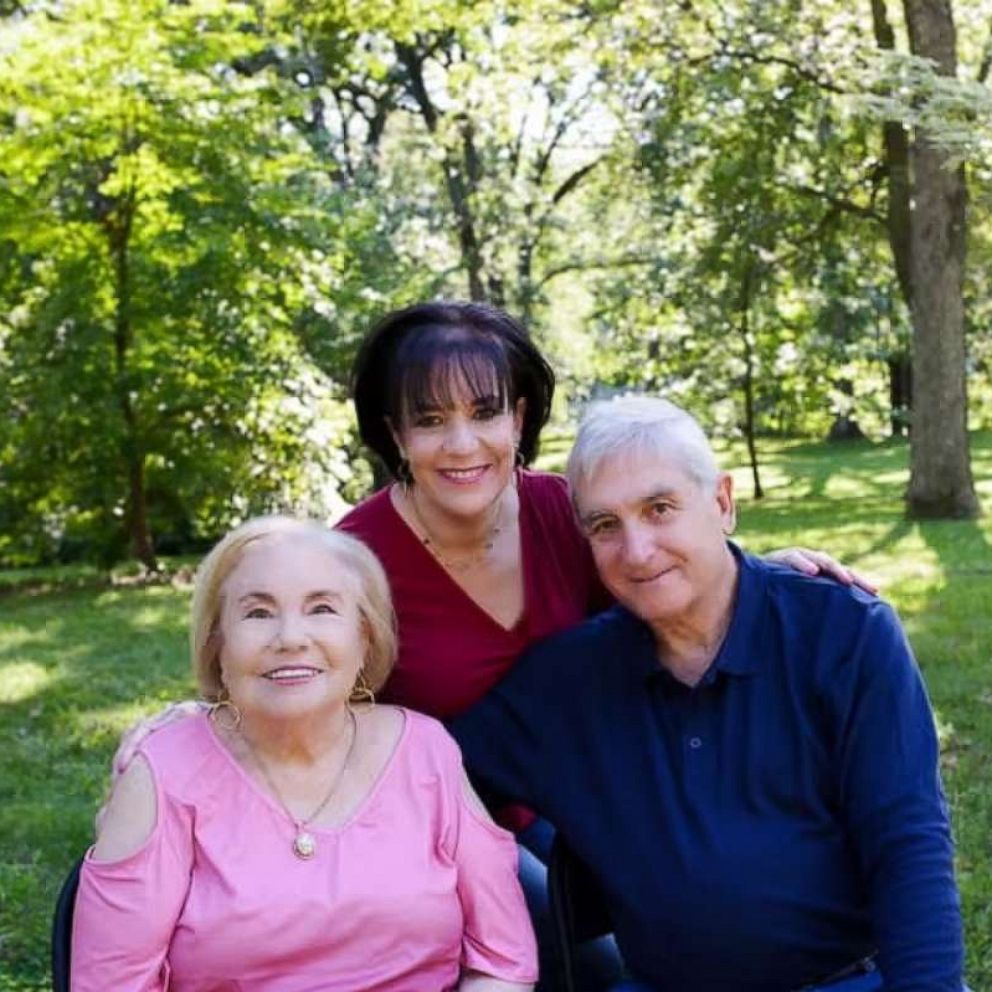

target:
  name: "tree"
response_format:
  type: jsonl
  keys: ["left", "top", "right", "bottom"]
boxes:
{"left": 0, "top": 0, "right": 363, "bottom": 566}
{"left": 900, "top": 0, "right": 980, "bottom": 517}
{"left": 586, "top": 0, "right": 901, "bottom": 491}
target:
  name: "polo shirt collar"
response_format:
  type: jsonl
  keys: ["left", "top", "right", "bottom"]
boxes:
{"left": 615, "top": 541, "right": 769, "bottom": 685}
{"left": 709, "top": 541, "right": 767, "bottom": 679}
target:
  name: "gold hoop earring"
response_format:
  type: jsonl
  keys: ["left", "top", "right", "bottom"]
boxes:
{"left": 350, "top": 671, "right": 376, "bottom": 707}
{"left": 210, "top": 698, "right": 242, "bottom": 731}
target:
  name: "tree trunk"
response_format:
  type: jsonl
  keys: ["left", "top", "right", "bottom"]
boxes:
{"left": 887, "top": 353, "right": 912, "bottom": 436}
{"left": 872, "top": 0, "right": 913, "bottom": 302}
{"left": 395, "top": 43, "right": 487, "bottom": 301}
{"left": 872, "top": 0, "right": 915, "bottom": 439}
{"left": 108, "top": 191, "right": 157, "bottom": 569}
{"left": 901, "top": 0, "right": 979, "bottom": 518}
{"left": 738, "top": 267, "right": 764, "bottom": 500}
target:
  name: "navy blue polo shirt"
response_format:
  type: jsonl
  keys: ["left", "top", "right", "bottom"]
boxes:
{"left": 451, "top": 546, "right": 963, "bottom": 992}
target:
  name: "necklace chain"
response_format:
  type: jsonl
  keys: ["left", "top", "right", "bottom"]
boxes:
{"left": 407, "top": 488, "right": 505, "bottom": 573}
{"left": 237, "top": 709, "right": 358, "bottom": 860}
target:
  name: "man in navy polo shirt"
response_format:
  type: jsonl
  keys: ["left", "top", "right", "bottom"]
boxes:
{"left": 451, "top": 396, "right": 964, "bottom": 992}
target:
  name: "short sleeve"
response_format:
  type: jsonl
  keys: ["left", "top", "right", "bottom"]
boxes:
{"left": 429, "top": 722, "right": 538, "bottom": 983}
{"left": 71, "top": 750, "right": 194, "bottom": 992}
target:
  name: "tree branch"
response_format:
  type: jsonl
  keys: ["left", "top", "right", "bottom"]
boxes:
{"left": 538, "top": 253, "right": 654, "bottom": 288}
{"left": 683, "top": 47, "right": 848, "bottom": 94}
{"left": 551, "top": 157, "right": 602, "bottom": 205}
{"left": 789, "top": 183, "right": 885, "bottom": 223}
{"left": 978, "top": 18, "right": 992, "bottom": 83}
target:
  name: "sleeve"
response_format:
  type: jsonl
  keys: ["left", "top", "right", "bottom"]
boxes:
{"left": 827, "top": 600, "right": 964, "bottom": 991}
{"left": 448, "top": 638, "right": 558, "bottom": 813}
{"left": 70, "top": 751, "right": 194, "bottom": 992}
{"left": 431, "top": 723, "right": 539, "bottom": 984}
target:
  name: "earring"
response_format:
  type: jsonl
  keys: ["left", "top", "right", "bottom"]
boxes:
{"left": 210, "top": 698, "right": 242, "bottom": 731}
{"left": 396, "top": 456, "right": 413, "bottom": 486}
{"left": 514, "top": 445, "right": 525, "bottom": 467}
{"left": 350, "top": 671, "right": 376, "bottom": 707}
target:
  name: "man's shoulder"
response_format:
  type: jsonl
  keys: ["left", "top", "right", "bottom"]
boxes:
{"left": 749, "top": 552, "right": 890, "bottom": 622}
{"left": 519, "top": 606, "right": 641, "bottom": 673}
{"left": 744, "top": 552, "right": 904, "bottom": 667}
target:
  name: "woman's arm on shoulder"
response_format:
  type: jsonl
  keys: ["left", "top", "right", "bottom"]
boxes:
{"left": 765, "top": 546, "right": 878, "bottom": 594}
{"left": 96, "top": 700, "right": 207, "bottom": 833}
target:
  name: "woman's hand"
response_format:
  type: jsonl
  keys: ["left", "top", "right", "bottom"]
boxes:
{"left": 95, "top": 700, "right": 208, "bottom": 834}
{"left": 767, "top": 547, "right": 878, "bottom": 595}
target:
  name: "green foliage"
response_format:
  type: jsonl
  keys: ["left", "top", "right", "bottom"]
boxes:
{"left": 2, "top": 0, "right": 991, "bottom": 560}
{"left": 582, "top": 0, "right": 917, "bottom": 442}
{"left": 0, "top": 0, "right": 398, "bottom": 564}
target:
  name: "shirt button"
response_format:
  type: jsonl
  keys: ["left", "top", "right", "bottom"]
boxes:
{"left": 688, "top": 736, "right": 703, "bottom": 749}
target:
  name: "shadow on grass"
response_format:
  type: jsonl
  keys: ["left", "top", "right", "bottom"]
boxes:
{"left": 783, "top": 440, "right": 908, "bottom": 502}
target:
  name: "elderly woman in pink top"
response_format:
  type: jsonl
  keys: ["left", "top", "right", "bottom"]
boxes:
{"left": 72, "top": 517, "right": 537, "bottom": 992}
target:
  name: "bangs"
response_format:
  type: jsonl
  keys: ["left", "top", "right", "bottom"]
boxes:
{"left": 388, "top": 329, "right": 513, "bottom": 422}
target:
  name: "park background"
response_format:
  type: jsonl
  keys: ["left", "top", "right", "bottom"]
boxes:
{"left": 1, "top": 0, "right": 990, "bottom": 988}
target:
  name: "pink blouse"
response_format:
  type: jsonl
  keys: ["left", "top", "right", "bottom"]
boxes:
{"left": 71, "top": 710, "right": 537, "bottom": 991}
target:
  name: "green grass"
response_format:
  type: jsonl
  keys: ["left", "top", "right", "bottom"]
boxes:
{"left": 2, "top": 433, "right": 991, "bottom": 989}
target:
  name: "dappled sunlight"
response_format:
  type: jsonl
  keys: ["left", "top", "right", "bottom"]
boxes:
{"left": 932, "top": 708, "right": 959, "bottom": 754}
{"left": 0, "top": 624, "right": 60, "bottom": 659}
{"left": 818, "top": 471, "right": 907, "bottom": 498}
{"left": 68, "top": 697, "right": 197, "bottom": 748}
{"left": 0, "top": 662, "right": 53, "bottom": 704}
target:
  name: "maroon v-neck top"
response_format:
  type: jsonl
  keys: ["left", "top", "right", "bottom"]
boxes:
{"left": 338, "top": 471, "right": 604, "bottom": 719}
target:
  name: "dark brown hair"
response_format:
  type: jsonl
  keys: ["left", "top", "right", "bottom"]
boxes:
{"left": 352, "top": 301, "right": 555, "bottom": 479}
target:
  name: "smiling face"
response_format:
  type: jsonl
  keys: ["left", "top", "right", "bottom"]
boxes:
{"left": 391, "top": 367, "right": 524, "bottom": 522}
{"left": 216, "top": 534, "right": 367, "bottom": 721}
{"left": 575, "top": 447, "right": 736, "bottom": 632}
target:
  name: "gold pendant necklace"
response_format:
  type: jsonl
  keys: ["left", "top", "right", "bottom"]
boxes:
{"left": 238, "top": 709, "right": 358, "bottom": 860}
{"left": 408, "top": 489, "right": 505, "bottom": 573}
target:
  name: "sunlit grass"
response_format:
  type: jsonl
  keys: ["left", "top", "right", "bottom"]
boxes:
{"left": 2, "top": 433, "right": 990, "bottom": 988}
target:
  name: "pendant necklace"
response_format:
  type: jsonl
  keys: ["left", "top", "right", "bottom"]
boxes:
{"left": 408, "top": 489, "right": 505, "bottom": 573}
{"left": 238, "top": 708, "right": 358, "bottom": 860}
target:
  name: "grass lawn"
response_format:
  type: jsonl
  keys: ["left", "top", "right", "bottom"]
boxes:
{"left": 1, "top": 433, "right": 991, "bottom": 990}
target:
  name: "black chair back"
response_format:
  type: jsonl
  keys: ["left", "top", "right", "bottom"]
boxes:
{"left": 51, "top": 857, "right": 84, "bottom": 992}
{"left": 547, "top": 834, "right": 613, "bottom": 992}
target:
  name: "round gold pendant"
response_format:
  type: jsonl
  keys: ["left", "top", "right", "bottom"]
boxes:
{"left": 293, "top": 831, "right": 317, "bottom": 859}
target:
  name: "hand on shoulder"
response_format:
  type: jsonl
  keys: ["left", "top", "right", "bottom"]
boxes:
{"left": 766, "top": 546, "right": 878, "bottom": 595}
{"left": 111, "top": 700, "right": 208, "bottom": 779}
{"left": 96, "top": 700, "right": 207, "bottom": 834}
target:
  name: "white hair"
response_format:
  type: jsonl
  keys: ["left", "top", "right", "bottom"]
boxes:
{"left": 566, "top": 396, "right": 720, "bottom": 503}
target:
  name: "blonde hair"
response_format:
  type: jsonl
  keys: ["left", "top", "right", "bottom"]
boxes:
{"left": 189, "top": 516, "right": 396, "bottom": 702}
